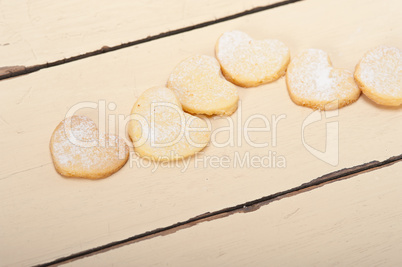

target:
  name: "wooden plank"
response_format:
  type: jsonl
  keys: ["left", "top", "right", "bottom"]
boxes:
{"left": 0, "top": 0, "right": 401, "bottom": 265}
{"left": 64, "top": 162, "right": 402, "bottom": 267}
{"left": 0, "top": 0, "right": 288, "bottom": 70}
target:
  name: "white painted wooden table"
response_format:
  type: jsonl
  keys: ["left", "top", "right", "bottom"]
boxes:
{"left": 0, "top": 0, "right": 401, "bottom": 266}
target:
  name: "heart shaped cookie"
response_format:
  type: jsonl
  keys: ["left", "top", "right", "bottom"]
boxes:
{"left": 167, "top": 55, "right": 239, "bottom": 116}
{"left": 286, "top": 49, "right": 361, "bottom": 110}
{"left": 215, "top": 30, "right": 290, "bottom": 87}
{"left": 354, "top": 46, "right": 402, "bottom": 106}
{"left": 50, "top": 115, "right": 129, "bottom": 179}
{"left": 129, "top": 86, "right": 211, "bottom": 161}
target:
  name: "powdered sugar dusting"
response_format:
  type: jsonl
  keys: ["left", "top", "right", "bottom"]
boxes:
{"left": 130, "top": 87, "right": 210, "bottom": 160}
{"left": 287, "top": 49, "right": 358, "bottom": 102}
{"left": 167, "top": 55, "right": 238, "bottom": 115}
{"left": 50, "top": 115, "right": 128, "bottom": 177}
{"left": 358, "top": 46, "right": 402, "bottom": 97}
{"left": 216, "top": 30, "right": 289, "bottom": 82}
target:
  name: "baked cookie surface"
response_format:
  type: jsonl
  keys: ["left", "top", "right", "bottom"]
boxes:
{"left": 50, "top": 115, "right": 129, "bottom": 179}
{"left": 354, "top": 46, "right": 402, "bottom": 106}
{"left": 129, "top": 86, "right": 211, "bottom": 161}
{"left": 167, "top": 55, "right": 239, "bottom": 116}
{"left": 286, "top": 49, "right": 360, "bottom": 110}
{"left": 215, "top": 30, "right": 290, "bottom": 87}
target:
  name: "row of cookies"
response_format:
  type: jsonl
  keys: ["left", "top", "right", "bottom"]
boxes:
{"left": 220, "top": 31, "right": 402, "bottom": 110}
{"left": 50, "top": 30, "right": 401, "bottom": 179}
{"left": 218, "top": 31, "right": 401, "bottom": 109}
{"left": 171, "top": 30, "right": 401, "bottom": 113}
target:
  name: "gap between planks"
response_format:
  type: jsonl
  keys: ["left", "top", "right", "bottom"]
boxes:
{"left": 35, "top": 154, "right": 402, "bottom": 267}
{"left": 0, "top": 0, "right": 303, "bottom": 81}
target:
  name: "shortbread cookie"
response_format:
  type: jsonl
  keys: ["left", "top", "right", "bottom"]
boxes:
{"left": 50, "top": 115, "right": 129, "bottom": 179}
{"left": 129, "top": 86, "right": 211, "bottom": 161}
{"left": 286, "top": 49, "right": 361, "bottom": 110}
{"left": 354, "top": 46, "right": 402, "bottom": 106}
{"left": 167, "top": 55, "right": 239, "bottom": 116}
{"left": 215, "top": 30, "right": 290, "bottom": 87}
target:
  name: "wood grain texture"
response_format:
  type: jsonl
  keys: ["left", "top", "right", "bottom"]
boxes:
{"left": 0, "top": 0, "right": 401, "bottom": 265}
{"left": 64, "top": 162, "right": 402, "bottom": 267}
{"left": 0, "top": 0, "right": 287, "bottom": 68}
